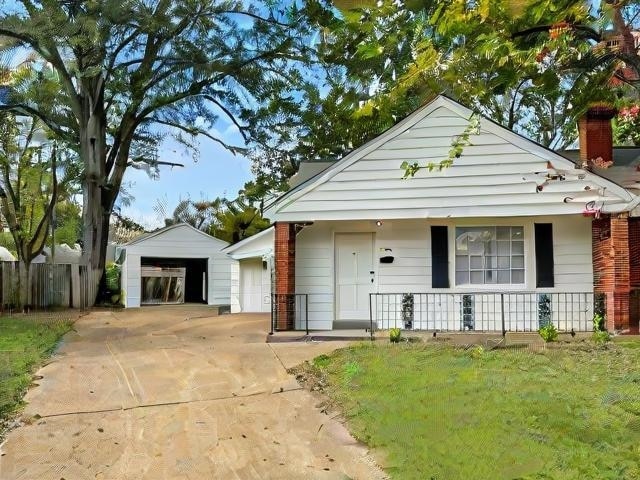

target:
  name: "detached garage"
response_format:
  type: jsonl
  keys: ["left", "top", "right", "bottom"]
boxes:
{"left": 120, "top": 223, "right": 232, "bottom": 308}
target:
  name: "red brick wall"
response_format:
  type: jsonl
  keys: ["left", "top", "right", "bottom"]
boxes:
{"left": 592, "top": 218, "right": 613, "bottom": 293}
{"left": 592, "top": 216, "right": 631, "bottom": 332}
{"left": 629, "top": 218, "right": 640, "bottom": 288}
{"left": 578, "top": 106, "right": 616, "bottom": 164}
{"left": 629, "top": 218, "right": 640, "bottom": 333}
{"left": 274, "top": 222, "right": 296, "bottom": 330}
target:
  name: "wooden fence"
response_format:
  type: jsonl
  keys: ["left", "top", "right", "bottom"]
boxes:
{"left": 0, "top": 262, "right": 97, "bottom": 311}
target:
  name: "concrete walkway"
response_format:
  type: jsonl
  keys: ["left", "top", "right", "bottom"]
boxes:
{"left": 0, "top": 307, "right": 385, "bottom": 479}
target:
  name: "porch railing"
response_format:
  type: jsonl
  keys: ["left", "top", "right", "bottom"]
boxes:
{"left": 270, "top": 293, "right": 309, "bottom": 334}
{"left": 369, "top": 292, "right": 606, "bottom": 335}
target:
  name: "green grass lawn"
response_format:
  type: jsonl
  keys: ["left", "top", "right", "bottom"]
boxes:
{"left": 305, "top": 342, "right": 640, "bottom": 480}
{"left": 0, "top": 315, "right": 73, "bottom": 431}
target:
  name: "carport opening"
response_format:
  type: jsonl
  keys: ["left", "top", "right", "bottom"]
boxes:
{"left": 141, "top": 257, "right": 208, "bottom": 305}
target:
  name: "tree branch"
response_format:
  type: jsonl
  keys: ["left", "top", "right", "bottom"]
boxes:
{"left": 215, "top": 9, "right": 293, "bottom": 28}
{"left": 201, "top": 95, "right": 249, "bottom": 142}
{"left": 148, "top": 117, "right": 246, "bottom": 154}
{"left": 0, "top": 104, "right": 69, "bottom": 140}
{"left": 29, "top": 143, "right": 57, "bottom": 259}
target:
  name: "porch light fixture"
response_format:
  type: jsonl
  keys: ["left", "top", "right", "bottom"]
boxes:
{"left": 376, "top": 220, "right": 383, "bottom": 227}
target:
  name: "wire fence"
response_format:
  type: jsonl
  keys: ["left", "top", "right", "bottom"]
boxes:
{"left": 270, "top": 293, "right": 309, "bottom": 334}
{"left": 370, "top": 292, "right": 606, "bottom": 334}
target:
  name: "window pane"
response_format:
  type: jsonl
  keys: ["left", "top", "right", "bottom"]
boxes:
{"left": 512, "top": 241, "right": 524, "bottom": 254}
{"left": 455, "top": 255, "right": 469, "bottom": 271}
{"left": 455, "top": 232, "right": 468, "bottom": 253}
{"left": 454, "top": 225, "right": 525, "bottom": 286}
{"left": 511, "top": 227, "right": 524, "bottom": 240}
{"left": 485, "top": 256, "right": 497, "bottom": 269}
{"left": 469, "top": 239, "right": 484, "bottom": 255}
{"left": 512, "top": 269, "right": 525, "bottom": 283}
{"left": 497, "top": 270, "right": 510, "bottom": 283}
{"left": 456, "top": 271, "right": 469, "bottom": 285}
{"left": 497, "top": 241, "right": 510, "bottom": 255}
{"left": 470, "top": 256, "right": 483, "bottom": 269}
{"left": 470, "top": 271, "right": 484, "bottom": 284}
{"left": 497, "top": 226, "right": 510, "bottom": 240}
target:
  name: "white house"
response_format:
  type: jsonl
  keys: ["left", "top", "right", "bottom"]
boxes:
{"left": 223, "top": 227, "right": 274, "bottom": 314}
{"left": 264, "top": 95, "right": 640, "bottom": 334}
{"left": 119, "top": 223, "right": 232, "bottom": 308}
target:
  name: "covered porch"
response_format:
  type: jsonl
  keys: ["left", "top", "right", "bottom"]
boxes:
{"left": 269, "top": 215, "right": 634, "bottom": 334}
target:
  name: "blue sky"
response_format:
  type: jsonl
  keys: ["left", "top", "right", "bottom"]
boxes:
{"left": 120, "top": 127, "right": 252, "bottom": 229}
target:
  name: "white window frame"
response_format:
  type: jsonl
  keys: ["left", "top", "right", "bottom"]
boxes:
{"left": 453, "top": 225, "right": 526, "bottom": 287}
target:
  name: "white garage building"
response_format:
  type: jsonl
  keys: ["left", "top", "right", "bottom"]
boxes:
{"left": 223, "top": 227, "right": 274, "bottom": 314}
{"left": 120, "top": 223, "right": 232, "bottom": 308}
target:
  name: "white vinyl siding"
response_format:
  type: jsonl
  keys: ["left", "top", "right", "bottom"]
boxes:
{"left": 294, "top": 216, "right": 593, "bottom": 328}
{"left": 266, "top": 98, "right": 632, "bottom": 222}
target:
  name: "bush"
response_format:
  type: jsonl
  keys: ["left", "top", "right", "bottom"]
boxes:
{"left": 390, "top": 328, "right": 402, "bottom": 343}
{"left": 105, "top": 262, "right": 120, "bottom": 292}
{"left": 538, "top": 323, "right": 558, "bottom": 343}
{"left": 592, "top": 330, "right": 611, "bottom": 344}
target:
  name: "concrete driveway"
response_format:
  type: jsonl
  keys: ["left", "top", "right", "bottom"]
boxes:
{"left": 0, "top": 307, "right": 385, "bottom": 479}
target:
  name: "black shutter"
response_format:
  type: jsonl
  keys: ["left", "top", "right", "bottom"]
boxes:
{"left": 431, "top": 226, "right": 449, "bottom": 288}
{"left": 535, "top": 223, "right": 554, "bottom": 288}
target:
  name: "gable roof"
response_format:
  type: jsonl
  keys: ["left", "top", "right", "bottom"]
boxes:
{"left": 222, "top": 226, "right": 274, "bottom": 259}
{"left": 265, "top": 95, "right": 637, "bottom": 221}
{"left": 123, "top": 222, "right": 228, "bottom": 247}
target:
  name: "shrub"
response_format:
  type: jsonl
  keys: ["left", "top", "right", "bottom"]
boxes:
{"left": 105, "top": 262, "right": 121, "bottom": 292}
{"left": 592, "top": 330, "right": 611, "bottom": 344}
{"left": 538, "top": 323, "right": 558, "bottom": 343}
{"left": 593, "top": 313, "right": 606, "bottom": 333}
{"left": 389, "top": 328, "right": 402, "bottom": 343}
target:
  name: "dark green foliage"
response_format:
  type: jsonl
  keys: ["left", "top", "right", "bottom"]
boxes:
{"left": 539, "top": 323, "right": 559, "bottom": 343}
{"left": 389, "top": 327, "right": 402, "bottom": 343}
{"left": 105, "top": 262, "right": 120, "bottom": 292}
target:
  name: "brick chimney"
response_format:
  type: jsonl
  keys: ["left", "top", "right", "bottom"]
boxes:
{"left": 578, "top": 105, "right": 617, "bottom": 168}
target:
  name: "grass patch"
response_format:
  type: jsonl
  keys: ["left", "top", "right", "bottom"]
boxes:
{"left": 0, "top": 315, "right": 73, "bottom": 433}
{"left": 302, "top": 342, "right": 640, "bottom": 479}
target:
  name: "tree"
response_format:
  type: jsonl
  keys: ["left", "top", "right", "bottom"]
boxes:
{"left": 209, "top": 197, "right": 270, "bottom": 243}
{"left": 0, "top": 0, "right": 329, "bottom": 298}
{"left": 154, "top": 196, "right": 224, "bottom": 230}
{"left": 155, "top": 189, "right": 269, "bottom": 244}
{"left": 0, "top": 113, "right": 76, "bottom": 308}
{"left": 283, "top": 0, "right": 640, "bottom": 179}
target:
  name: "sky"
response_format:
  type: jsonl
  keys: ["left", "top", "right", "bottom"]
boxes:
{"left": 119, "top": 126, "right": 252, "bottom": 230}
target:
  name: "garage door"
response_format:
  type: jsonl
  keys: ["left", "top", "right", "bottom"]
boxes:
{"left": 241, "top": 258, "right": 267, "bottom": 312}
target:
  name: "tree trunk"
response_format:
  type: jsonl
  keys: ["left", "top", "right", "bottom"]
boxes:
{"left": 79, "top": 77, "right": 108, "bottom": 304}
{"left": 18, "top": 259, "right": 30, "bottom": 312}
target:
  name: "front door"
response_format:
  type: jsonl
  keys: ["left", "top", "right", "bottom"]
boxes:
{"left": 335, "top": 233, "right": 375, "bottom": 326}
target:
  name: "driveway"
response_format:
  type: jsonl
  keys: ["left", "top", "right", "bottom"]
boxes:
{"left": 0, "top": 307, "right": 385, "bottom": 479}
